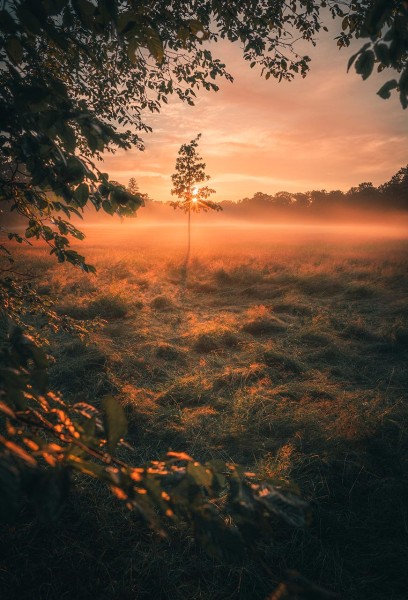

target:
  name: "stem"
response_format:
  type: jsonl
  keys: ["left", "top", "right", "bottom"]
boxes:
{"left": 187, "top": 206, "right": 191, "bottom": 265}
{"left": 14, "top": 411, "right": 130, "bottom": 469}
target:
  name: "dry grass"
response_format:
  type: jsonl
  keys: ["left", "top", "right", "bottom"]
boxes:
{"left": 2, "top": 227, "right": 408, "bottom": 600}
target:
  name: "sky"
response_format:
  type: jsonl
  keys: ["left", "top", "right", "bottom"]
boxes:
{"left": 101, "top": 24, "right": 408, "bottom": 204}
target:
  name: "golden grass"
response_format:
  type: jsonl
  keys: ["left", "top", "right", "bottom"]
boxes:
{"left": 3, "top": 228, "right": 408, "bottom": 600}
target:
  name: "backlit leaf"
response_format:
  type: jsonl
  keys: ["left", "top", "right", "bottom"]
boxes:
{"left": 0, "top": 435, "right": 37, "bottom": 466}
{"left": 145, "top": 28, "right": 164, "bottom": 64}
{"left": 377, "top": 79, "right": 398, "bottom": 99}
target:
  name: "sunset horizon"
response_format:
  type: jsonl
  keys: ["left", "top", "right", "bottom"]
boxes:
{"left": 101, "top": 29, "right": 408, "bottom": 204}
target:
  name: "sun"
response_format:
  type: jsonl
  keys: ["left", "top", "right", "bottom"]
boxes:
{"left": 192, "top": 186, "right": 198, "bottom": 203}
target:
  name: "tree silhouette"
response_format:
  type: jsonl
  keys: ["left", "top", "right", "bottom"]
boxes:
{"left": 170, "top": 134, "right": 221, "bottom": 265}
{"left": 127, "top": 178, "right": 140, "bottom": 195}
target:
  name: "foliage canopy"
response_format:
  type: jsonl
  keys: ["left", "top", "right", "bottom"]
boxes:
{"left": 170, "top": 134, "right": 220, "bottom": 213}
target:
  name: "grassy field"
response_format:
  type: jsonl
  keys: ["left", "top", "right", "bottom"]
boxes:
{"left": 1, "top": 223, "right": 408, "bottom": 600}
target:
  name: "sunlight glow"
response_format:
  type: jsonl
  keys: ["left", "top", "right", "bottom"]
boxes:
{"left": 192, "top": 186, "right": 198, "bottom": 202}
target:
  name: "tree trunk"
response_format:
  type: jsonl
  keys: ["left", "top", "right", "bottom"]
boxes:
{"left": 186, "top": 206, "right": 191, "bottom": 266}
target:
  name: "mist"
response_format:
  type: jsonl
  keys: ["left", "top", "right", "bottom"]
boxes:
{"left": 77, "top": 217, "right": 408, "bottom": 255}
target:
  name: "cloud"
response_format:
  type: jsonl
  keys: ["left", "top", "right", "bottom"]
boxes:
{"left": 101, "top": 32, "right": 408, "bottom": 202}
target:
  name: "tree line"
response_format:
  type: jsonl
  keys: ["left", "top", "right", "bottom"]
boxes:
{"left": 227, "top": 165, "right": 408, "bottom": 216}
{"left": 130, "top": 164, "right": 408, "bottom": 221}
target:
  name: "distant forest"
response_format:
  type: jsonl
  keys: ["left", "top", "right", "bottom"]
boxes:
{"left": 3, "top": 165, "right": 408, "bottom": 229}
{"left": 141, "top": 164, "right": 408, "bottom": 221}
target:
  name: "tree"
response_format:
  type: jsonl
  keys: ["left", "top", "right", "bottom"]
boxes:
{"left": 127, "top": 177, "right": 140, "bottom": 195}
{"left": 274, "top": 191, "right": 294, "bottom": 207}
{"left": 293, "top": 192, "right": 311, "bottom": 209}
{"left": 337, "top": 1, "right": 408, "bottom": 107}
{"left": 379, "top": 165, "right": 408, "bottom": 209}
{"left": 170, "top": 134, "right": 221, "bottom": 264}
{"left": 127, "top": 177, "right": 153, "bottom": 207}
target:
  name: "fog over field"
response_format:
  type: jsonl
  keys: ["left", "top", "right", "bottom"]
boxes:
{"left": 3, "top": 203, "right": 408, "bottom": 600}
{"left": 77, "top": 218, "right": 408, "bottom": 250}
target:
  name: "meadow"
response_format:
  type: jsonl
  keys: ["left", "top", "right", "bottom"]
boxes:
{"left": 1, "top": 222, "right": 408, "bottom": 600}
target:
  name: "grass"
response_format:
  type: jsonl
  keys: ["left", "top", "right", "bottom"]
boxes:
{"left": 1, "top": 228, "right": 408, "bottom": 599}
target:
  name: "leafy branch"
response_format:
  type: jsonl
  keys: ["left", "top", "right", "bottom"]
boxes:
{"left": 0, "top": 321, "right": 310, "bottom": 561}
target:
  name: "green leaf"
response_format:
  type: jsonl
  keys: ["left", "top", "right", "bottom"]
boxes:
{"left": 16, "top": 5, "right": 42, "bottom": 34}
{"left": 189, "top": 19, "right": 204, "bottom": 36}
{"left": 374, "top": 43, "right": 390, "bottom": 66}
{"left": 97, "top": 0, "right": 118, "bottom": 25}
{"left": 102, "top": 199, "right": 115, "bottom": 214}
{"left": 256, "top": 485, "right": 310, "bottom": 528}
{"left": 65, "top": 156, "right": 85, "bottom": 184}
{"left": 399, "top": 90, "right": 408, "bottom": 110}
{"left": 60, "top": 123, "right": 76, "bottom": 152}
{"left": 82, "top": 263, "right": 96, "bottom": 274}
{"left": 5, "top": 37, "right": 23, "bottom": 64}
{"left": 398, "top": 67, "right": 408, "bottom": 95}
{"left": 193, "top": 505, "right": 244, "bottom": 562}
{"left": 24, "top": 85, "right": 50, "bottom": 106}
{"left": 177, "top": 26, "right": 190, "bottom": 45}
{"left": 25, "top": 226, "right": 38, "bottom": 239}
{"left": 74, "top": 183, "right": 89, "bottom": 206}
{"left": 0, "top": 9, "right": 17, "bottom": 34}
{"left": 68, "top": 456, "right": 106, "bottom": 479}
{"left": 347, "top": 51, "right": 359, "bottom": 72}
{"left": 42, "top": 225, "right": 54, "bottom": 241}
{"left": 127, "top": 35, "right": 139, "bottom": 64}
{"left": 355, "top": 50, "right": 375, "bottom": 80}
{"left": 0, "top": 435, "right": 37, "bottom": 466}
{"left": 102, "top": 395, "right": 127, "bottom": 453}
{"left": 117, "top": 11, "right": 137, "bottom": 34}
{"left": 145, "top": 28, "right": 164, "bottom": 64}
{"left": 75, "top": 0, "right": 96, "bottom": 22}
{"left": 377, "top": 79, "right": 398, "bottom": 100}
{"left": 42, "top": 0, "right": 67, "bottom": 17}
{"left": 347, "top": 43, "right": 370, "bottom": 73}
{"left": 186, "top": 461, "right": 214, "bottom": 490}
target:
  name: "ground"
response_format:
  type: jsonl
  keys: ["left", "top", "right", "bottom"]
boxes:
{"left": 1, "top": 222, "right": 408, "bottom": 599}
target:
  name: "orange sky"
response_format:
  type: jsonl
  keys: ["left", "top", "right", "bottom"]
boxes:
{"left": 101, "top": 27, "right": 408, "bottom": 204}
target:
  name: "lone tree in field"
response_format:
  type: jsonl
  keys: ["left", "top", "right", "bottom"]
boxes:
{"left": 171, "top": 134, "right": 221, "bottom": 263}
{"left": 2, "top": 0, "right": 407, "bottom": 271}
